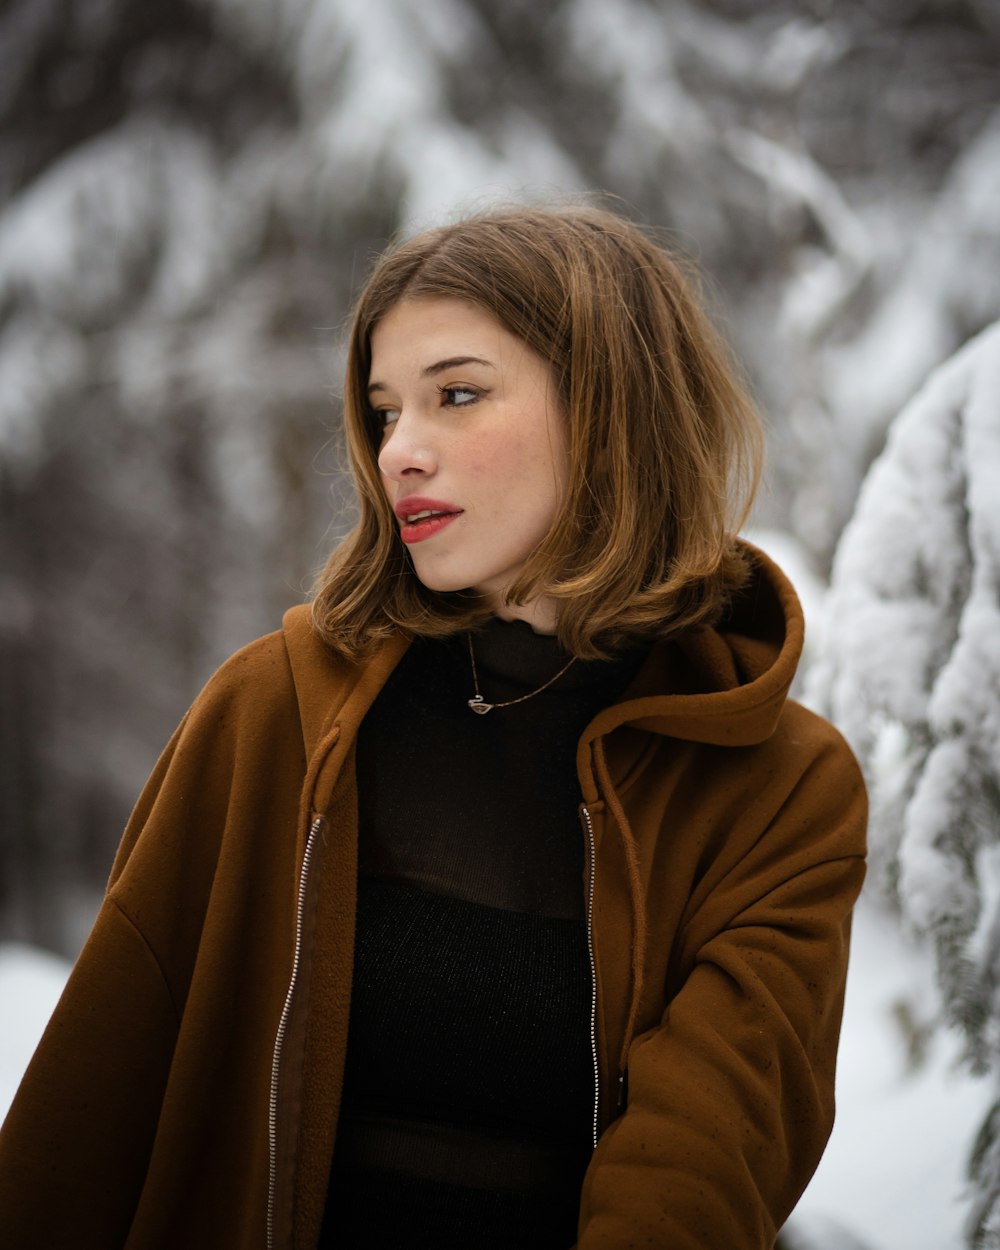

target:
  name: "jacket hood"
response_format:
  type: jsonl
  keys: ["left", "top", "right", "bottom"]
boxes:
{"left": 281, "top": 611, "right": 408, "bottom": 766}
{"left": 281, "top": 541, "right": 802, "bottom": 764}
{"left": 581, "top": 541, "right": 803, "bottom": 750}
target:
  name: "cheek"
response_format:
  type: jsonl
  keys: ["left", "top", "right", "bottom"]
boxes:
{"left": 462, "top": 432, "right": 525, "bottom": 482}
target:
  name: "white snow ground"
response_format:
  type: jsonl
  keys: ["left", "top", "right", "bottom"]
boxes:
{"left": 0, "top": 896, "right": 987, "bottom": 1248}
{"left": 0, "top": 943, "right": 70, "bottom": 1120}
{"left": 787, "top": 897, "right": 987, "bottom": 1250}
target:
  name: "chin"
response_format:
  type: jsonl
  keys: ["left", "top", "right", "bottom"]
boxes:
{"left": 410, "top": 566, "right": 480, "bottom": 596}
{"left": 408, "top": 554, "right": 518, "bottom": 604}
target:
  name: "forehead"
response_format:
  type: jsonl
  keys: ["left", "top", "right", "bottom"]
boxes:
{"left": 368, "top": 297, "right": 519, "bottom": 371}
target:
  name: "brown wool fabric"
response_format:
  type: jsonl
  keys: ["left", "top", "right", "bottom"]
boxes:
{"left": 0, "top": 544, "right": 867, "bottom": 1250}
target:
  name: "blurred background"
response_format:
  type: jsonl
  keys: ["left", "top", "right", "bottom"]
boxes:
{"left": 2, "top": 1, "right": 1000, "bottom": 1245}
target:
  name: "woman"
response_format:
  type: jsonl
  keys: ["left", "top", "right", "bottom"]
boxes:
{"left": 0, "top": 206, "right": 866, "bottom": 1249}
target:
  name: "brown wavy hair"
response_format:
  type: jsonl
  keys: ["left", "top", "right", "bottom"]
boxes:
{"left": 312, "top": 205, "right": 764, "bottom": 660}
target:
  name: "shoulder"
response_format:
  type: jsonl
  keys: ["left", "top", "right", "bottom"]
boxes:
{"left": 134, "top": 604, "right": 397, "bottom": 797}
{"left": 772, "top": 697, "right": 867, "bottom": 796}
{"left": 734, "top": 698, "right": 868, "bottom": 867}
{"left": 111, "top": 623, "right": 307, "bottom": 850}
{"left": 143, "top": 628, "right": 299, "bottom": 783}
{"left": 656, "top": 698, "right": 867, "bottom": 877}
{"left": 178, "top": 605, "right": 356, "bottom": 740}
{"left": 104, "top": 621, "right": 315, "bottom": 895}
{"left": 190, "top": 624, "right": 295, "bottom": 713}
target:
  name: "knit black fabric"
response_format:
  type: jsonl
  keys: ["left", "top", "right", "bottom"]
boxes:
{"left": 321, "top": 619, "right": 647, "bottom": 1249}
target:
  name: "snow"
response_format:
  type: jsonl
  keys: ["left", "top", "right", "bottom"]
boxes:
{"left": 787, "top": 898, "right": 987, "bottom": 1250}
{"left": 0, "top": 944, "right": 70, "bottom": 1123}
{"left": 808, "top": 322, "right": 1000, "bottom": 953}
{"left": 806, "top": 321, "right": 1000, "bottom": 1238}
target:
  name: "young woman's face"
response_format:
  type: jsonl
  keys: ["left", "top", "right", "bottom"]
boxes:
{"left": 370, "top": 297, "right": 568, "bottom": 630}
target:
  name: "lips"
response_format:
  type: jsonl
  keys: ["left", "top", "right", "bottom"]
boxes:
{"left": 394, "top": 496, "right": 463, "bottom": 545}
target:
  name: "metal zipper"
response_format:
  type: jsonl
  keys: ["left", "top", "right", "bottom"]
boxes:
{"left": 266, "top": 812, "right": 325, "bottom": 1250}
{"left": 580, "top": 803, "right": 600, "bottom": 1149}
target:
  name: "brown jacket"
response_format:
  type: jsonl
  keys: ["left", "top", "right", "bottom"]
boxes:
{"left": 0, "top": 549, "right": 866, "bottom": 1249}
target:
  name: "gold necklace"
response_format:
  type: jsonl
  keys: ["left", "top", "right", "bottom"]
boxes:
{"left": 466, "top": 634, "right": 577, "bottom": 715}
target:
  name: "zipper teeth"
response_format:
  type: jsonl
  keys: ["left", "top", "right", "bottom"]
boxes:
{"left": 267, "top": 813, "right": 324, "bottom": 1250}
{"left": 581, "top": 804, "right": 600, "bottom": 1150}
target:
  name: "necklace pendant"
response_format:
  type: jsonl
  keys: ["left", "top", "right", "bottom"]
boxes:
{"left": 468, "top": 696, "right": 493, "bottom": 715}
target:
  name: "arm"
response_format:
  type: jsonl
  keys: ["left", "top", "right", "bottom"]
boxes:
{"left": 579, "top": 737, "right": 867, "bottom": 1249}
{"left": 0, "top": 900, "right": 180, "bottom": 1247}
{"left": 0, "top": 628, "right": 302, "bottom": 1248}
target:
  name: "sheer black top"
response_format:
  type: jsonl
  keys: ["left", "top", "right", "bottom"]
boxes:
{"left": 322, "top": 620, "right": 647, "bottom": 1249}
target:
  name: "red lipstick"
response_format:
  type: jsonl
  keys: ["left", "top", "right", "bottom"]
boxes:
{"left": 394, "top": 496, "right": 463, "bottom": 545}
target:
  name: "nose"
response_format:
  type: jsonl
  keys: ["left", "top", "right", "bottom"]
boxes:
{"left": 377, "top": 412, "right": 437, "bottom": 481}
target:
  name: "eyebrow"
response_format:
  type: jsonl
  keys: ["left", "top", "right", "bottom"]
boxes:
{"left": 367, "top": 356, "right": 495, "bottom": 395}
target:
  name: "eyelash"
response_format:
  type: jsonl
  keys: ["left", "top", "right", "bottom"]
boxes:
{"left": 375, "top": 385, "right": 483, "bottom": 429}
{"left": 436, "top": 384, "right": 482, "bottom": 408}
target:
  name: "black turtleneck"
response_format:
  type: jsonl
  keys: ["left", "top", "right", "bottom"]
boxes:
{"left": 321, "top": 621, "right": 648, "bottom": 1249}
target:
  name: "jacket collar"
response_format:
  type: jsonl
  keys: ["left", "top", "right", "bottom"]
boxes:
{"left": 281, "top": 606, "right": 409, "bottom": 765}
{"left": 281, "top": 542, "right": 801, "bottom": 766}
{"left": 581, "top": 542, "right": 802, "bottom": 749}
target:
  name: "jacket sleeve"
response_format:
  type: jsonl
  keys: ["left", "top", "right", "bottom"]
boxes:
{"left": 577, "top": 731, "right": 867, "bottom": 1250}
{"left": 0, "top": 628, "right": 302, "bottom": 1248}
{"left": 0, "top": 704, "right": 190, "bottom": 1246}
{"left": 0, "top": 897, "right": 181, "bottom": 1246}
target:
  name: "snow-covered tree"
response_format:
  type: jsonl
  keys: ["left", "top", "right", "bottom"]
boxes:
{"left": 3, "top": 0, "right": 999, "bottom": 954}
{"left": 808, "top": 321, "right": 1000, "bottom": 1248}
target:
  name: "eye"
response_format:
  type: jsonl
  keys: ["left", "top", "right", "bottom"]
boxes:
{"left": 374, "top": 407, "right": 400, "bottom": 429}
{"left": 437, "top": 385, "right": 482, "bottom": 408}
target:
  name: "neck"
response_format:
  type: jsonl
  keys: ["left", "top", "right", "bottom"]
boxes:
{"left": 490, "top": 595, "right": 558, "bottom": 635}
